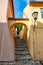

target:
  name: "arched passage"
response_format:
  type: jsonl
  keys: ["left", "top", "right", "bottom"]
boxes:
{"left": 8, "top": 18, "right": 29, "bottom": 42}
{"left": 11, "top": 22, "right": 28, "bottom": 41}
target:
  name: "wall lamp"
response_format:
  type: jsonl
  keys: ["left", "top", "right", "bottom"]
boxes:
{"left": 32, "top": 12, "right": 38, "bottom": 31}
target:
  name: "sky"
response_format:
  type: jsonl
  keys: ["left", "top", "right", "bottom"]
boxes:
{"left": 13, "top": 0, "right": 29, "bottom": 18}
{"left": 13, "top": 0, "right": 43, "bottom": 18}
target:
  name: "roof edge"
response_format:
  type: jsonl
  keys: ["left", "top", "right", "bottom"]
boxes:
{"left": 8, "top": 17, "right": 29, "bottom": 21}
{"left": 30, "top": 1, "right": 43, "bottom": 3}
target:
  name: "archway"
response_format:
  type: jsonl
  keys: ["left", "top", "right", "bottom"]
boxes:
{"left": 8, "top": 18, "right": 31, "bottom": 63}
{"left": 10, "top": 22, "right": 28, "bottom": 42}
{"left": 8, "top": 18, "right": 29, "bottom": 42}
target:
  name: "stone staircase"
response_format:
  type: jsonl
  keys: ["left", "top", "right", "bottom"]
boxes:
{"left": 0, "top": 36, "right": 41, "bottom": 65}
{"left": 15, "top": 36, "right": 41, "bottom": 65}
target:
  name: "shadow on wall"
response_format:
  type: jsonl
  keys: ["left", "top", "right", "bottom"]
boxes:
{"left": 27, "top": 21, "right": 43, "bottom": 60}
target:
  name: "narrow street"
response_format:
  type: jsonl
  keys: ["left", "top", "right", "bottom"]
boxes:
{"left": 15, "top": 36, "right": 41, "bottom": 65}
{"left": 0, "top": 36, "right": 42, "bottom": 65}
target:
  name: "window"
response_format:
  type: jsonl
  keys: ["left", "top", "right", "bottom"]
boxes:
{"left": 40, "top": 9, "right": 43, "bottom": 18}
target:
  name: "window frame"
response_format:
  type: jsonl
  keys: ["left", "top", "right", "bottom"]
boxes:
{"left": 40, "top": 8, "right": 43, "bottom": 18}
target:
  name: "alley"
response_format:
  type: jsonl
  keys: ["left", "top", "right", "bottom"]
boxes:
{"left": 15, "top": 36, "right": 41, "bottom": 65}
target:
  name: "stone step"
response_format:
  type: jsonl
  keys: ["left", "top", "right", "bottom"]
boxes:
{"left": 15, "top": 60, "right": 41, "bottom": 65}
{"left": 15, "top": 39, "right": 26, "bottom": 43}
{"left": 15, "top": 47, "right": 28, "bottom": 51}
{"left": 15, "top": 36, "right": 20, "bottom": 39}
{"left": 16, "top": 40, "right": 26, "bottom": 43}
{"left": 0, "top": 62, "right": 15, "bottom": 65}
{"left": 15, "top": 42, "right": 27, "bottom": 45}
{"left": 15, "top": 38, "right": 41, "bottom": 65}
{"left": 15, "top": 41, "right": 26, "bottom": 44}
{"left": 15, "top": 45, "right": 27, "bottom": 48}
{"left": 15, "top": 44, "right": 27, "bottom": 47}
{"left": 15, "top": 50, "right": 29, "bottom": 55}
{"left": 15, "top": 55, "right": 32, "bottom": 60}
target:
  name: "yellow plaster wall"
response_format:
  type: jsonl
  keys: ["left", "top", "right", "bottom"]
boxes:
{"left": 10, "top": 26, "right": 16, "bottom": 38}
{"left": 23, "top": 26, "right": 27, "bottom": 41}
{"left": 8, "top": 19, "right": 29, "bottom": 41}
{"left": 7, "top": 0, "right": 14, "bottom": 17}
{"left": 23, "top": 2, "right": 43, "bottom": 60}
{"left": 20, "top": 26, "right": 27, "bottom": 42}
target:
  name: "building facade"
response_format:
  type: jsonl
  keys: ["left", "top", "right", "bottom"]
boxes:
{"left": 0, "top": 0, "right": 15, "bottom": 62}
{"left": 23, "top": 2, "right": 43, "bottom": 60}
{"left": 1, "top": 0, "right": 43, "bottom": 62}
